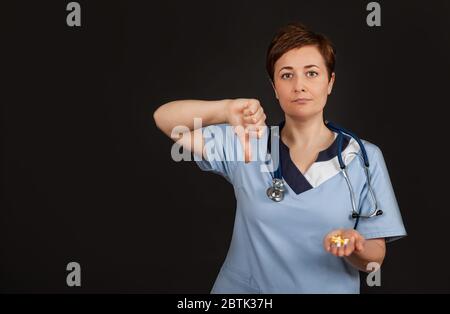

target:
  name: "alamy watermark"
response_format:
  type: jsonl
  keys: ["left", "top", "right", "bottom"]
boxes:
{"left": 366, "top": 262, "right": 381, "bottom": 287}
{"left": 66, "top": 2, "right": 81, "bottom": 27}
{"left": 366, "top": 2, "right": 381, "bottom": 27}
{"left": 65, "top": 2, "right": 381, "bottom": 28}
{"left": 170, "top": 118, "right": 279, "bottom": 173}
{"left": 66, "top": 261, "right": 81, "bottom": 287}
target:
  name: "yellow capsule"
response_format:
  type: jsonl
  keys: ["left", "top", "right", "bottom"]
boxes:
{"left": 331, "top": 235, "right": 349, "bottom": 247}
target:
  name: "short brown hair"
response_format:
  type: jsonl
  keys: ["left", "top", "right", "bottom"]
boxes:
{"left": 266, "top": 22, "right": 336, "bottom": 82}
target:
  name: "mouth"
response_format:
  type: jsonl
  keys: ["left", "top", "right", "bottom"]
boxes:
{"left": 292, "top": 98, "right": 312, "bottom": 104}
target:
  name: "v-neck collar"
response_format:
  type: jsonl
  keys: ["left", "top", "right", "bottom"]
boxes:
{"left": 277, "top": 121, "right": 350, "bottom": 195}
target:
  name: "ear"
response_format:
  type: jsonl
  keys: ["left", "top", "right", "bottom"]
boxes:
{"left": 270, "top": 80, "right": 279, "bottom": 99}
{"left": 327, "top": 72, "right": 335, "bottom": 95}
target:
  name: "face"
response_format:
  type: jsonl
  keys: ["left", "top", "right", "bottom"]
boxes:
{"left": 272, "top": 45, "right": 335, "bottom": 121}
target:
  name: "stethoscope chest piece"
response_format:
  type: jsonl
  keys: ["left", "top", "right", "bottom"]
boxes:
{"left": 267, "top": 178, "right": 285, "bottom": 202}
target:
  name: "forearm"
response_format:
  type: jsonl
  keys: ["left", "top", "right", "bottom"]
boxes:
{"left": 153, "top": 99, "right": 231, "bottom": 137}
{"left": 344, "top": 239, "right": 386, "bottom": 272}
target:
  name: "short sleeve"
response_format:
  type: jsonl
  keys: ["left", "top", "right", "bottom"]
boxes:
{"left": 355, "top": 144, "right": 407, "bottom": 243}
{"left": 193, "top": 123, "right": 239, "bottom": 184}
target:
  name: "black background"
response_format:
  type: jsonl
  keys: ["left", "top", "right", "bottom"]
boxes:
{"left": 3, "top": 0, "right": 450, "bottom": 293}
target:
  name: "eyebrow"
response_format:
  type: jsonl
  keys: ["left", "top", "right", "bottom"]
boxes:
{"left": 278, "top": 65, "right": 320, "bottom": 73}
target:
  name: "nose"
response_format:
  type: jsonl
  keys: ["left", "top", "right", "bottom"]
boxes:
{"left": 293, "top": 76, "right": 307, "bottom": 93}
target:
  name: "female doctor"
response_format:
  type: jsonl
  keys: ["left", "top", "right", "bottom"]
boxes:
{"left": 153, "top": 22, "right": 406, "bottom": 293}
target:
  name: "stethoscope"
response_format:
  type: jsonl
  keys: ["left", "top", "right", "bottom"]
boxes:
{"left": 266, "top": 120, "right": 383, "bottom": 228}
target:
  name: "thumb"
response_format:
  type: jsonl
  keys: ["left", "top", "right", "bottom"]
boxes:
{"left": 355, "top": 237, "right": 365, "bottom": 252}
{"left": 234, "top": 125, "right": 252, "bottom": 163}
{"left": 244, "top": 131, "right": 251, "bottom": 163}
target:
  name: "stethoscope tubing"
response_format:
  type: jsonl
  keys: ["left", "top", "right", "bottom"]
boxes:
{"left": 265, "top": 121, "right": 382, "bottom": 229}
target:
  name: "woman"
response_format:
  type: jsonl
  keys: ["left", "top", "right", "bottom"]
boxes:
{"left": 154, "top": 22, "right": 406, "bottom": 293}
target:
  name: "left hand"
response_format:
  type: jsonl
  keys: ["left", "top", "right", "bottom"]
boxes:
{"left": 323, "top": 229, "right": 366, "bottom": 257}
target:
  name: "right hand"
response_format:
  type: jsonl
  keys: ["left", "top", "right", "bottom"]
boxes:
{"left": 225, "top": 98, "right": 267, "bottom": 163}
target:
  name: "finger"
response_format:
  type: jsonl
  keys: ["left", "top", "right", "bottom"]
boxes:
{"left": 236, "top": 101, "right": 249, "bottom": 115}
{"left": 255, "top": 114, "right": 267, "bottom": 136}
{"left": 247, "top": 99, "right": 261, "bottom": 115}
{"left": 344, "top": 237, "right": 355, "bottom": 256}
{"left": 337, "top": 243, "right": 345, "bottom": 257}
{"left": 243, "top": 101, "right": 255, "bottom": 116}
{"left": 330, "top": 244, "right": 338, "bottom": 256}
{"left": 243, "top": 110, "right": 262, "bottom": 125}
{"left": 243, "top": 104, "right": 260, "bottom": 117}
{"left": 256, "top": 112, "right": 267, "bottom": 125}
{"left": 325, "top": 232, "right": 334, "bottom": 248}
{"left": 244, "top": 131, "right": 251, "bottom": 162}
{"left": 249, "top": 107, "right": 264, "bottom": 124}
{"left": 253, "top": 124, "right": 267, "bottom": 139}
{"left": 325, "top": 230, "right": 342, "bottom": 254}
{"left": 243, "top": 107, "right": 257, "bottom": 117}
{"left": 245, "top": 114, "right": 265, "bottom": 136}
{"left": 329, "top": 233, "right": 340, "bottom": 256}
{"left": 246, "top": 116, "right": 267, "bottom": 139}
{"left": 243, "top": 114, "right": 254, "bottom": 124}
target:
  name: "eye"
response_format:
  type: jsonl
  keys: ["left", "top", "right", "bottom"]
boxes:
{"left": 306, "top": 71, "right": 318, "bottom": 78}
{"left": 281, "top": 73, "right": 293, "bottom": 79}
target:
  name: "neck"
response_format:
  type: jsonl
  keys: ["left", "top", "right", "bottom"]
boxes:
{"left": 281, "top": 113, "right": 333, "bottom": 149}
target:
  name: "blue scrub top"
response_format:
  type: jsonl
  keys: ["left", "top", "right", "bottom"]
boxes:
{"left": 194, "top": 123, "right": 407, "bottom": 294}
